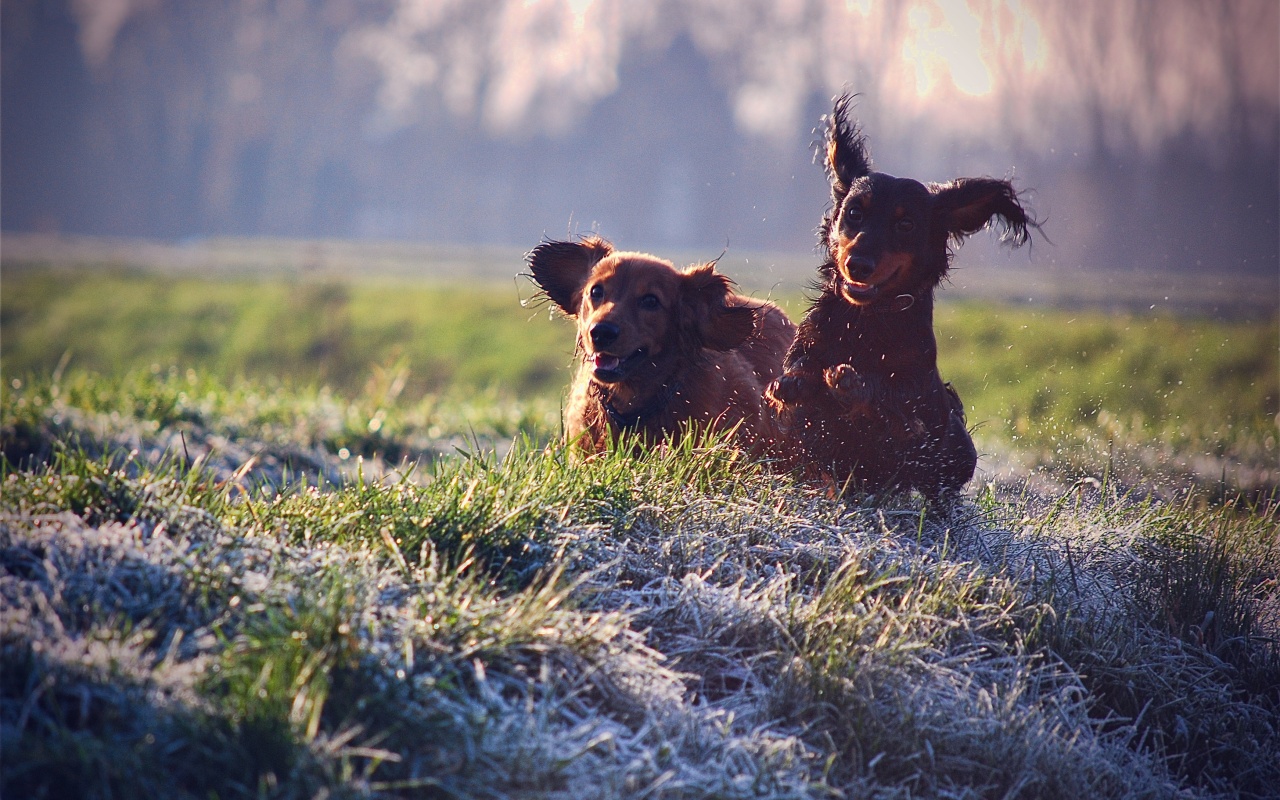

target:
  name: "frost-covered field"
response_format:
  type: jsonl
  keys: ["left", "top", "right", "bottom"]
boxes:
{"left": 2, "top": 367, "right": 1277, "bottom": 799}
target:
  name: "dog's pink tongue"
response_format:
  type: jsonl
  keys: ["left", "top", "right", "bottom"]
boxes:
{"left": 593, "top": 353, "right": 621, "bottom": 371}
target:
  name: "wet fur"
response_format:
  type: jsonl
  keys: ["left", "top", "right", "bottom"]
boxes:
{"left": 528, "top": 236, "right": 795, "bottom": 454}
{"left": 767, "top": 94, "right": 1035, "bottom": 498}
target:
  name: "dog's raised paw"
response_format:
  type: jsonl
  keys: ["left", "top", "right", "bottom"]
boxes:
{"left": 766, "top": 372, "right": 816, "bottom": 406}
{"left": 824, "top": 364, "right": 873, "bottom": 407}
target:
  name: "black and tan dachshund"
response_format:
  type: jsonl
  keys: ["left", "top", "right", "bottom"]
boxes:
{"left": 767, "top": 94, "right": 1035, "bottom": 499}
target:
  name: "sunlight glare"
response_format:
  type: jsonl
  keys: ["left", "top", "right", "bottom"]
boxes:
{"left": 904, "top": 0, "right": 993, "bottom": 98}
{"left": 567, "top": 0, "right": 593, "bottom": 32}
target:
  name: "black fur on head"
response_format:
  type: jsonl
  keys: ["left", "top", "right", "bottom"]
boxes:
{"left": 824, "top": 93, "right": 873, "bottom": 213}
{"left": 930, "top": 178, "right": 1034, "bottom": 250}
{"left": 815, "top": 93, "right": 1038, "bottom": 288}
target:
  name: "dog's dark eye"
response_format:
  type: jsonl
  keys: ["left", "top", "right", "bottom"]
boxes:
{"left": 638, "top": 293, "right": 661, "bottom": 310}
{"left": 589, "top": 284, "right": 604, "bottom": 302}
{"left": 845, "top": 207, "right": 864, "bottom": 224}
{"left": 897, "top": 218, "right": 915, "bottom": 232}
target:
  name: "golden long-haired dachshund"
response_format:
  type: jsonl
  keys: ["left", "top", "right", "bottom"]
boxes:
{"left": 528, "top": 235, "right": 795, "bottom": 455}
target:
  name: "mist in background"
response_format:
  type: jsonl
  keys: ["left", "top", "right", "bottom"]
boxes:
{"left": 3, "top": 0, "right": 1277, "bottom": 275}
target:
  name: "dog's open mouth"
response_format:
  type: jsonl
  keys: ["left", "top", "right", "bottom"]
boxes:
{"left": 591, "top": 348, "right": 647, "bottom": 382}
{"left": 839, "top": 264, "right": 901, "bottom": 304}
{"left": 840, "top": 279, "right": 880, "bottom": 302}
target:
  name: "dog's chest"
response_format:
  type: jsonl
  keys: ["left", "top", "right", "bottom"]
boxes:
{"left": 823, "top": 309, "right": 933, "bottom": 375}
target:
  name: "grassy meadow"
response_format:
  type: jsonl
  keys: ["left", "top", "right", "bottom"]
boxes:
{"left": 5, "top": 261, "right": 1275, "bottom": 497}
{"left": 2, "top": 243, "right": 1278, "bottom": 798}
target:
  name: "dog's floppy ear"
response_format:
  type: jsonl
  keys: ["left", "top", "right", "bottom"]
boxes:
{"left": 681, "top": 263, "right": 756, "bottom": 351}
{"left": 931, "top": 178, "right": 1034, "bottom": 247}
{"left": 526, "top": 236, "right": 614, "bottom": 316}
{"left": 825, "top": 93, "right": 873, "bottom": 206}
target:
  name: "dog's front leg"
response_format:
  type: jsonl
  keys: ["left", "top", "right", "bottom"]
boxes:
{"left": 770, "top": 291, "right": 850, "bottom": 409}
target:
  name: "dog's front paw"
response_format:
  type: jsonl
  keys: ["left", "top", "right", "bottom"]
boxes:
{"left": 824, "top": 364, "right": 873, "bottom": 408}
{"left": 766, "top": 371, "right": 819, "bottom": 407}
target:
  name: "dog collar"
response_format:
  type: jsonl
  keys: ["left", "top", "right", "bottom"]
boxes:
{"left": 592, "top": 380, "right": 682, "bottom": 431}
{"left": 865, "top": 293, "right": 916, "bottom": 313}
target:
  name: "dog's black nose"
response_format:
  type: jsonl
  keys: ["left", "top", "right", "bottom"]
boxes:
{"left": 590, "top": 322, "right": 620, "bottom": 349}
{"left": 845, "top": 255, "right": 876, "bottom": 281}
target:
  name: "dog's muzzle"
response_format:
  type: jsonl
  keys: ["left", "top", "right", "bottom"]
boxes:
{"left": 591, "top": 348, "right": 647, "bottom": 383}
